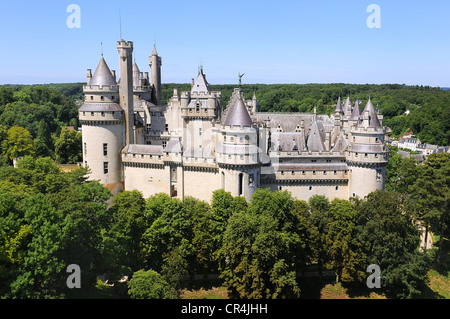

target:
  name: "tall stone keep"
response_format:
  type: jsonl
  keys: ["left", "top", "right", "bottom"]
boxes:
{"left": 117, "top": 40, "right": 135, "bottom": 145}
{"left": 149, "top": 45, "right": 162, "bottom": 105}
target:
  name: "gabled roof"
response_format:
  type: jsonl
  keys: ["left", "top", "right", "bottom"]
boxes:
{"left": 307, "top": 120, "right": 326, "bottom": 151}
{"left": 163, "top": 138, "right": 183, "bottom": 153}
{"left": 191, "top": 68, "right": 210, "bottom": 94}
{"left": 332, "top": 132, "right": 348, "bottom": 152}
{"left": 224, "top": 97, "right": 253, "bottom": 127}
{"left": 89, "top": 57, "right": 117, "bottom": 87}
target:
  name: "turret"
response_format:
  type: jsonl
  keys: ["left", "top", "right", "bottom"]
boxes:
{"left": 149, "top": 45, "right": 162, "bottom": 105}
{"left": 79, "top": 56, "right": 125, "bottom": 194}
{"left": 217, "top": 93, "right": 259, "bottom": 201}
{"left": 347, "top": 97, "right": 389, "bottom": 199}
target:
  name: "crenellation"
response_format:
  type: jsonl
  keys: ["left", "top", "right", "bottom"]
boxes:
{"left": 79, "top": 39, "right": 389, "bottom": 202}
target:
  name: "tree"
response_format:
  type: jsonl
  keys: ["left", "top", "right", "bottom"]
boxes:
{"left": 104, "top": 190, "right": 148, "bottom": 282}
{"left": 410, "top": 153, "right": 449, "bottom": 263}
{"left": 54, "top": 127, "right": 82, "bottom": 164}
{"left": 354, "top": 190, "right": 433, "bottom": 298}
{"left": 128, "top": 269, "right": 176, "bottom": 299}
{"left": 308, "top": 195, "right": 331, "bottom": 280}
{"left": 325, "top": 199, "right": 357, "bottom": 283}
{"left": 219, "top": 189, "right": 302, "bottom": 299}
{"left": 34, "top": 119, "right": 53, "bottom": 158}
{"left": 6, "top": 126, "right": 34, "bottom": 161}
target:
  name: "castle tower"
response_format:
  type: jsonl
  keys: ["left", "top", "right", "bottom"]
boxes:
{"left": 79, "top": 56, "right": 125, "bottom": 194}
{"left": 347, "top": 98, "right": 389, "bottom": 198}
{"left": 117, "top": 40, "right": 135, "bottom": 145}
{"left": 180, "top": 67, "right": 221, "bottom": 150}
{"left": 217, "top": 93, "right": 259, "bottom": 201}
{"left": 149, "top": 45, "right": 162, "bottom": 105}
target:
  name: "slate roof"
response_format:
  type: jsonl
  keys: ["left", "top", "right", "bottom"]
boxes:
{"left": 224, "top": 97, "right": 253, "bottom": 127}
{"left": 360, "top": 98, "right": 382, "bottom": 128}
{"left": 89, "top": 57, "right": 117, "bottom": 87}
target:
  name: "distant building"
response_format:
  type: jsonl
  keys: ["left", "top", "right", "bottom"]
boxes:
{"left": 78, "top": 39, "right": 389, "bottom": 202}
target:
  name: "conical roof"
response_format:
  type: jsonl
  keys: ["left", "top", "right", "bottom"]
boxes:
{"left": 132, "top": 61, "right": 141, "bottom": 87}
{"left": 152, "top": 44, "right": 158, "bottom": 56}
{"left": 224, "top": 97, "right": 252, "bottom": 127}
{"left": 349, "top": 99, "right": 361, "bottom": 120}
{"left": 361, "top": 98, "right": 382, "bottom": 128}
{"left": 89, "top": 57, "right": 117, "bottom": 87}
{"left": 335, "top": 96, "right": 343, "bottom": 113}
{"left": 343, "top": 96, "right": 351, "bottom": 116}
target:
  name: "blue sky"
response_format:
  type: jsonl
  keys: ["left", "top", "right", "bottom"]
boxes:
{"left": 0, "top": 0, "right": 449, "bottom": 86}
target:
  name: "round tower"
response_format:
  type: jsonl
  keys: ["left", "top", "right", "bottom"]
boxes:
{"left": 217, "top": 93, "right": 260, "bottom": 201}
{"left": 347, "top": 98, "right": 389, "bottom": 199}
{"left": 79, "top": 56, "right": 125, "bottom": 194}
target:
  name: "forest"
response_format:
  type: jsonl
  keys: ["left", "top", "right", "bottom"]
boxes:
{"left": 0, "top": 151, "right": 448, "bottom": 299}
{"left": 0, "top": 82, "right": 448, "bottom": 299}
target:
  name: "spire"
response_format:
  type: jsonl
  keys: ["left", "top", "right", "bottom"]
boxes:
{"left": 344, "top": 95, "right": 351, "bottom": 116}
{"left": 132, "top": 61, "right": 141, "bottom": 87}
{"left": 89, "top": 57, "right": 117, "bottom": 87}
{"left": 152, "top": 44, "right": 158, "bottom": 56}
{"left": 224, "top": 96, "right": 252, "bottom": 128}
{"left": 361, "top": 97, "right": 382, "bottom": 128}
{"left": 335, "top": 96, "right": 343, "bottom": 113}
{"left": 349, "top": 99, "right": 361, "bottom": 121}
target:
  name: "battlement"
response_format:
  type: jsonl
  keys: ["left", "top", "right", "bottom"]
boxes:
{"left": 117, "top": 40, "right": 133, "bottom": 49}
{"left": 83, "top": 85, "right": 119, "bottom": 92}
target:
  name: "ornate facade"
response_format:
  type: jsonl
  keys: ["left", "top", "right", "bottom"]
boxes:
{"left": 79, "top": 40, "right": 389, "bottom": 203}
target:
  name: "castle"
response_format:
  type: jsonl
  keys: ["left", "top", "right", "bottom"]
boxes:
{"left": 79, "top": 40, "right": 389, "bottom": 203}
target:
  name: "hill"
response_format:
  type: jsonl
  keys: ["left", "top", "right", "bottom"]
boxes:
{"left": 1, "top": 82, "right": 449, "bottom": 146}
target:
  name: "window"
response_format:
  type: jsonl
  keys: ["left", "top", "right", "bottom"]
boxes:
{"left": 100, "top": 96, "right": 104, "bottom": 101}
{"left": 84, "top": 143, "right": 87, "bottom": 155}
{"left": 309, "top": 186, "right": 312, "bottom": 191}
{"left": 103, "top": 162, "right": 108, "bottom": 174}
{"left": 238, "top": 173, "right": 243, "bottom": 196}
{"left": 162, "top": 141, "right": 167, "bottom": 148}
{"left": 311, "top": 159, "right": 316, "bottom": 163}
{"left": 103, "top": 143, "right": 107, "bottom": 156}
{"left": 199, "top": 128, "right": 202, "bottom": 136}
{"left": 165, "top": 124, "right": 169, "bottom": 132}
{"left": 376, "top": 169, "right": 382, "bottom": 182}
{"left": 335, "top": 186, "right": 339, "bottom": 190}
{"left": 90, "top": 96, "right": 93, "bottom": 100}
